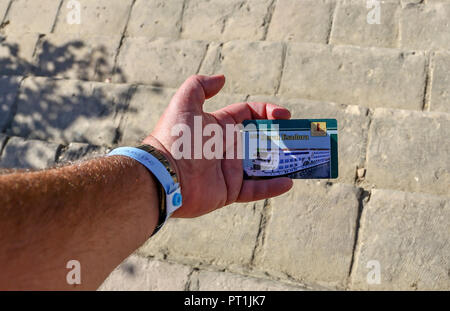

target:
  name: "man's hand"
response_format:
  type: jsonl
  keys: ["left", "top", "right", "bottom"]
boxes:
{"left": 143, "top": 75, "right": 293, "bottom": 218}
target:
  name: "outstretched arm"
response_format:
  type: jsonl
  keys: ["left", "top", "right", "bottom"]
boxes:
{"left": 0, "top": 156, "right": 159, "bottom": 290}
{"left": 0, "top": 75, "right": 293, "bottom": 290}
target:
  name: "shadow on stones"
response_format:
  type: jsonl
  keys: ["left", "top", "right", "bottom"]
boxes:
{"left": 0, "top": 36, "right": 164, "bottom": 158}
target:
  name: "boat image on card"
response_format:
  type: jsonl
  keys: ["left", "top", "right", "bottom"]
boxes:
{"left": 244, "top": 148, "right": 331, "bottom": 179}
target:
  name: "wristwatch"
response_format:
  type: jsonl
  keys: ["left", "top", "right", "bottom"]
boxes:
{"left": 136, "top": 144, "right": 180, "bottom": 236}
{"left": 108, "top": 144, "right": 182, "bottom": 237}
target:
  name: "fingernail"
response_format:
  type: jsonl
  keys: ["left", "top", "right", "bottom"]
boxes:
{"left": 273, "top": 108, "right": 291, "bottom": 119}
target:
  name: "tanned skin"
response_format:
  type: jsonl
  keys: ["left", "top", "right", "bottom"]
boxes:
{"left": 0, "top": 75, "right": 293, "bottom": 290}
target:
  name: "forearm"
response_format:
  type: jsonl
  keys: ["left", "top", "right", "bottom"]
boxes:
{"left": 0, "top": 156, "right": 159, "bottom": 290}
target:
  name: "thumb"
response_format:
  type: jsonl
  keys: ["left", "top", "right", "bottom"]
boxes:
{"left": 170, "top": 75, "right": 226, "bottom": 112}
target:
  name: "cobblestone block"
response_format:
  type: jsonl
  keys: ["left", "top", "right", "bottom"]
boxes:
{"left": 255, "top": 182, "right": 360, "bottom": 288}
{"left": 0, "top": 76, "right": 21, "bottom": 131}
{"left": 99, "top": 255, "right": 191, "bottom": 291}
{"left": 3, "top": 0, "right": 61, "bottom": 34}
{"left": 58, "top": 142, "right": 109, "bottom": 164}
{"left": 9, "top": 77, "right": 130, "bottom": 146}
{"left": 182, "top": 0, "right": 271, "bottom": 41}
{"left": 192, "top": 269, "right": 307, "bottom": 291}
{"left": 267, "top": 0, "right": 334, "bottom": 43}
{"left": 181, "top": 0, "right": 236, "bottom": 41}
{"left": 330, "top": 0, "right": 399, "bottom": 48}
{"left": 119, "top": 86, "right": 175, "bottom": 146}
{"left": 0, "top": 136, "right": 60, "bottom": 169}
{"left": 221, "top": 0, "right": 272, "bottom": 41}
{"left": 279, "top": 43, "right": 427, "bottom": 110}
{"left": 126, "top": 0, "right": 184, "bottom": 38}
{"left": 365, "top": 108, "right": 450, "bottom": 196}
{"left": 34, "top": 34, "right": 121, "bottom": 82}
{"left": 430, "top": 52, "right": 450, "bottom": 113}
{"left": 400, "top": 3, "right": 450, "bottom": 50}
{"left": 138, "top": 202, "right": 264, "bottom": 268}
{"left": 248, "top": 95, "right": 369, "bottom": 183}
{"left": 54, "top": 0, "right": 133, "bottom": 35}
{"left": 208, "top": 41, "right": 283, "bottom": 95}
{"left": 114, "top": 37, "right": 207, "bottom": 87}
{"left": 0, "top": 34, "right": 40, "bottom": 75}
{"left": 350, "top": 189, "right": 450, "bottom": 290}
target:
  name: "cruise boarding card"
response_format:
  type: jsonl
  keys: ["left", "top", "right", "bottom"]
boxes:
{"left": 242, "top": 119, "right": 338, "bottom": 179}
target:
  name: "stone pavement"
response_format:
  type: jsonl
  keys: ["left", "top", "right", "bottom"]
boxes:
{"left": 0, "top": 0, "right": 449, "bottom": 290}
